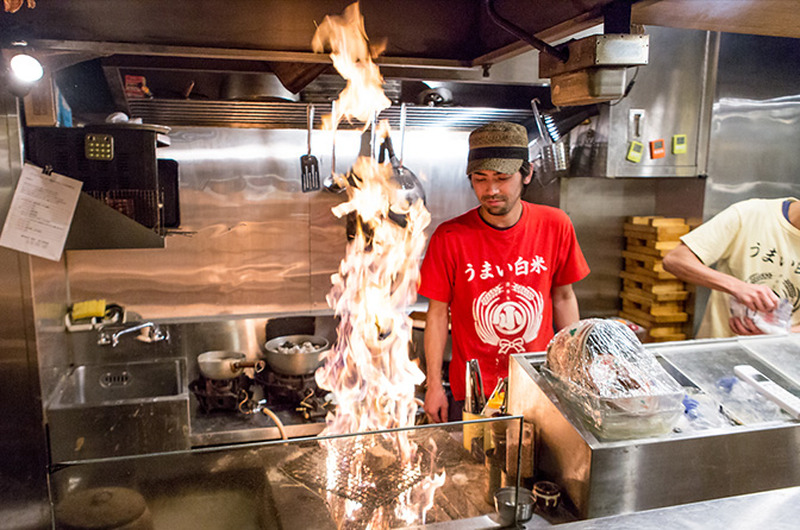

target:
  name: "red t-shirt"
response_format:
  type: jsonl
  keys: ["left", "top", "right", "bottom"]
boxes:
{"left": 419, "top": 202, "right": 590, "bottom": 401}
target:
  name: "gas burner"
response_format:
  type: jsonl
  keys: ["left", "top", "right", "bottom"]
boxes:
{"left": 255, "top": 370, "right": 317, "bottom": 404}
{"left": 254, "top": 369, "right": 331, "bottom": 420}
{"left": 189, "top": 374, "right": 253, "bottom": 413}
{"left": 273, "top": 371, "right": 317, "bottom": 391}
{"left": 295, "top": 389, "right": 333, "bottom": 421}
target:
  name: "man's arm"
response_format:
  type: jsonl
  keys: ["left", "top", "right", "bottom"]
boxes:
{"left": 552, "top": 284, "right": 580, "bottom": 331}
{"left": 423, "top": 299, "right": 450, "bottom": 423}
{"left": 663, "top": 243, "right": 778, "bottom": 313}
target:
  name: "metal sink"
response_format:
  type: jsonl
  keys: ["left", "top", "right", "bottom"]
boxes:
{"left": 47, "top": 360, "right": 190, "bottom": 463}
{"left": 51, "top": 360, "right": 185, "bottom": 406}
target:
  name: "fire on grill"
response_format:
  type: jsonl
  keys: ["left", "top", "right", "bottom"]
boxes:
{"left": 278, "top": 2, "right": 445, "bottom": 528}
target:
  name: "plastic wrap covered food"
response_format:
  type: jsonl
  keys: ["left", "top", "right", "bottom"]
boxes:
{"left": 542, "top": 318, "right": 684, "bottom": 440}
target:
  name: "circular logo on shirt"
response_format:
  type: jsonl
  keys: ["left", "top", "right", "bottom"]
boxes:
{"left": 473, "top": 283, "right": 543, "bottom": 354}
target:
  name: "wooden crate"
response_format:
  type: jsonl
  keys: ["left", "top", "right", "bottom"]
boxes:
{"left": 621, "top": 281, "right": 689, "bottom": 302}
{"left": 620, "top": 303, "right": 688, "bottom": 323}
{"left": 623, "top": 239, "right": 680, "bottom": 258}
{"left": 646, "top": 326, "right": 687, "bottom": 342}
{"left": 623, "top": 259, "right": 678, "bottom": 281}
{"left": 621, "top": 291, "right": 685, "bottom": 314}
{"left": 620, "top": 271, "right": 684, "bottom": 293}
{"left": 626, "top": 216, "right": 690, "bottom": 230}
{"left": 624, "top": 216, "right": 689, "bottom": 242}
{"left": 619, "top": 216, "right": 694, "bottom": 342}
{"left": 619, "top": 311, "right": 688, "bottom": 342}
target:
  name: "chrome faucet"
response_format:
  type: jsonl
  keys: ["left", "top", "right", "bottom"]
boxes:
{"left": 97, "top": 321, "right": 169, "bottom": 347}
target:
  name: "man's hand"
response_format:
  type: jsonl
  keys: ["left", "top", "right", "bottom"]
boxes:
{"left": 729, "top": 316, "right": 766, "bottom": 336}
{"left": 733, "top": 283, "right": 779, "bottom": 313}
{"left": 664, "top": 244, "right": 776, "bottom": 311}
{"left": 424, "top": 382, "right": 449, "bottom": 424}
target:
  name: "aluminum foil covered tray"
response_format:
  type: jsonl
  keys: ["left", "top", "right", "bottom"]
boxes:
{"left": 543, "top": 318, "right": 684, "bottom": 440}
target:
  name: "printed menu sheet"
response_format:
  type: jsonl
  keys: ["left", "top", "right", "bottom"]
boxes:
{"left": 0, "top": 163, "right": 82, "bottom": 261}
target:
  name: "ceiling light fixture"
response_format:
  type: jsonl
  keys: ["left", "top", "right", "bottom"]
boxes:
{"left": 9, "top": 52, "right": 44, "bottom": 84}
{"left": 2, "top": 41, "right": 45, "bottom": 97}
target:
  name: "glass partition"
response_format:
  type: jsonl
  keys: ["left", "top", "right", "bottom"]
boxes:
{"left": 49, "top": 416, "right": 525, "bottom": 529}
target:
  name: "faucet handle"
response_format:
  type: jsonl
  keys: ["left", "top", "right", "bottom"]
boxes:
{"left": 96, "top": 321, "right": 168, "bottom": 347}
{"left": 97, "top": 330, "right": 115, "bottom": 346}
{"left": 143, "top": 324, "right": 169, "bottom": 343}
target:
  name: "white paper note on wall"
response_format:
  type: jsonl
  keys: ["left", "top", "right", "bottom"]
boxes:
{"left": 0, "top": 163, "right": 82, "bottom": 261}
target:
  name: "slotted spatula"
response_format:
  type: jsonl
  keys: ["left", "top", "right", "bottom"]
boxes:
{"left": 301, "top": 104, "right": 320, "bottom": 192}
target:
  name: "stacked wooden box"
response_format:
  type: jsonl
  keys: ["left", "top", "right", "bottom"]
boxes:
{"left": 619, "top": 216, "right": 693, "bottom": 342}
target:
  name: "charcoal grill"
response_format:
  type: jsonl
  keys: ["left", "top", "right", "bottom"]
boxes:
{"left": 281, "top": 437, "right": 432, "bottom": 510}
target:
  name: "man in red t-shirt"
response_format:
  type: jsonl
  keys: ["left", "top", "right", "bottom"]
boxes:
{"left": 419, "top": 121, "right": 590, "bottom": 423}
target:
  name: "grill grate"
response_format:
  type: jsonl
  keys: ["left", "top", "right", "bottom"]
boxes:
{"left": 86, "top": 189, "right": 162, "bottom": 230}
{"left": 281, "top": 437, "right": 431, "bottom": 510}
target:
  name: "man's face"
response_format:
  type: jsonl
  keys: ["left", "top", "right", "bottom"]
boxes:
{"left": 470, "top": 168, "right": 531, "bottom": 218}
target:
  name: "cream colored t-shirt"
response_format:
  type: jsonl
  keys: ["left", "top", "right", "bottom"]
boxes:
{"left": 681, "top": 197, "right": 800, "bottom": 338}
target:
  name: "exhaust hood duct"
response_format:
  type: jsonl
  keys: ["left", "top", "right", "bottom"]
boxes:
{"left": 485, "top": 0, "right": 649, "bottom": 107}
{"left": 539, "top": 33, "right": 649, "bottom": 106}
{"left": 484, "top": 0, "right": 570, "bottom": 63}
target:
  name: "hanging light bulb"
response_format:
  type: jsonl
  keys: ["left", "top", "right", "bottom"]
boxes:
{"left": 2, "top": 42, "right": 45, "bottom": 97}
{"left": 9, "top": 53, "right": 43, "bottom": 84}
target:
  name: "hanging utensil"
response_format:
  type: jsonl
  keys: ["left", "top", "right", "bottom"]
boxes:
{"left": 531, "top": 98, "right": 568, "bottom": 186}
{"left": 378, "top": 132, "right": 426, "bottom": 227}
{"left": 322, "top": 100, "right": 345, "bottom": 193}
{"left": 301, "top": 104, "right": 320, "bottom": 192}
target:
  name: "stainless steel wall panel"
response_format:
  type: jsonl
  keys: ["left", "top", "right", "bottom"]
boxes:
{"left": 0, "top": 93, "right": 50, "bottom": 529}
{"left": 693, "top": 33, "right": 800, "bottom": 330}
{"left": 705, "top": 32, "right": 800, "bottom": 217}
{"left": 31, "top": 254, "right": 72, "bottom": 398}
{"left": 62, "top": 119, "right": 709, "bottom": 324}
{"left": 66, "top": 126, "right": 476, "bottom": 319}
{"left": 568, "top": 26, "right": 717, "bottom": 179}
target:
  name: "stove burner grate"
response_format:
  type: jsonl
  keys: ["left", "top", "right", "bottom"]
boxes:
{"left": 189, "top": 375, "right": 252, "bottom": 413}
{"left": 281, "top": 437, "right": 431, "bottom": 509}
{"left": 255, "top": 369, "right": 319, "bottom": 406}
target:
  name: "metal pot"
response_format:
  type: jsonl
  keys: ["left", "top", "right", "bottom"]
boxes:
{"left": 263, "top": 334, "right": 329, "bottom": 376}
{"left": 197, "top": 350, "right": 265, "bottom": 380}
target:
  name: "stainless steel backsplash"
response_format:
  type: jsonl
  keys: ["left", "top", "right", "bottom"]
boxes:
{"left": 63, "top": 127, "right": 478, "bottom": 319}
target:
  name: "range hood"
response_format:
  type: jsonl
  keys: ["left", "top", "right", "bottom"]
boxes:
{"left": 2, "top": 0, "right": 799, "bottom": 118}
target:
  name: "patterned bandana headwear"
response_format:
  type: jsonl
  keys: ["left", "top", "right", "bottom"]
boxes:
{"left": 467, "top": 121, "right": 530, "bottom": 175}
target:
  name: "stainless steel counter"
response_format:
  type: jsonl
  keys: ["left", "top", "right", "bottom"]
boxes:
{"left": 422, "top": 485, "right": 800, "bottom": 529}
{"left": 45, "top": 325, "right": 800, "bottom": 528}
{"left": 189, "top": 400, "right": 325, "bottom": 446}
{"left": 48, "top": 420, "right": 519, "bottom": 529}
{"left": 508, "top": 334, "right": 800, "bottom": 519}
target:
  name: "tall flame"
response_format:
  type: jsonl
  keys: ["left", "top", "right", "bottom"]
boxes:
{"left": 311, "top": 2, "right": 445, "bottom": 528}
{"left": 312, "top": 1, "right": 391, "bottom": 128}
{"left": 320, "top": 156, "right": 430, "bottom": 435}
